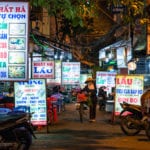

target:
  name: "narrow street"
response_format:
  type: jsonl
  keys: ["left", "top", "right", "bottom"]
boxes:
{"left": 29, "top": 103, "right": 150, "bottom": 150}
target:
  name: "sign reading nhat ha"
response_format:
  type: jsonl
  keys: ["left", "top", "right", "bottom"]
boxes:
{"left": 32, "top": 61, "right": 55, "bottom": 79}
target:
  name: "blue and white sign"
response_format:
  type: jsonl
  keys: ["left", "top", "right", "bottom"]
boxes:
{"left": 14, "top": 79, "right": 47, "bottom": 125}
{"left": 62, "top": 62, "right": 80, "bottom": 85}
{"left": 0, "top": 2, "right": 29, "bottom": 80}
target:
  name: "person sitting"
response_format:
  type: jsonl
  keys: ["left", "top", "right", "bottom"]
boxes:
{"left": 2, "top": 87, "right": 14, "bottom": 109}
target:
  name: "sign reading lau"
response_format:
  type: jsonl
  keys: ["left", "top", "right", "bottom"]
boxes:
{"left": 32, "top": 61, "right": 55, "bottom": 79}
{"left": 115, "top": 75, "right": 144, "bottom": 115}
{"left": 0, "top": 2, "right": 29, "bottom": 80}
{"left": 14, "top": 79, "right": 47, "bottom": 126}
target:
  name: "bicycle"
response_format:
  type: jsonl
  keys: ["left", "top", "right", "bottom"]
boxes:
{"left": 76, "top": 92, "right": 88, "bottom": 123}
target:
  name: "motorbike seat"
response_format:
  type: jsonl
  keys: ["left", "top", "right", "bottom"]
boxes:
{"left": 122, "top": 102, "right": 142, "bottom": 110}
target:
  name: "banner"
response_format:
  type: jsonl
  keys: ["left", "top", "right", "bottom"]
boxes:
{"left": 115, "top": 75, "right": 144, "bottom": 115}
{"left": 32, "top": 61, "right": 55, "bottom": 79}
{"left": 0, "top": 2, "right": 29, "bottom": 80}
{"left": 96, "top": 71, "right": 116, "bottom": 93}
{"left": 14, "top": 79, "right": 47, "bottom": 125}
{"left": 62, "top": 62, "right": 80, "bottom": 85}
{"left": 47, "top": 60, "right": 61, "bottom": 85}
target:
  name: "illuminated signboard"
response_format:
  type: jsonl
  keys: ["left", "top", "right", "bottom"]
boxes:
{"left": 0, "top": 2, "right": 29, "bottom": 81}
{"left": 115, "top": 75, "right": 144, "bottom": 115}
{"left": 62, "top": 62, "right": 80, "bottom": 85}
{"left": 14, "top": 79, "right": 47, "bottom": 125}
{"left": 47, "top": 60, "right": 61, "bottom": 85}
{"left": 32, "top": 61, "right": 55, "bottom": 79}
{"left": 96, "top": 71, "right": 116, "bottom": 88}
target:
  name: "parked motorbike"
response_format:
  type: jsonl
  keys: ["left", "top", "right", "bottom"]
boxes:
{"left": 119, "top": 101, "right": 149, "bottom": 136}
{"left": 0, "top": 108, "right": 36, "bottom": 150}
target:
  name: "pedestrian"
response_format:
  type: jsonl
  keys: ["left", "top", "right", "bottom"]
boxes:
{"left": 98, "top": 86, "right": 106, "bottom": 110}
{"left": 83, "top": 77, "right": 97, "bottom": 122}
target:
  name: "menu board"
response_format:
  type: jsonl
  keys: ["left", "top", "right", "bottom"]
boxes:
{"left": 115, "top": 75, "right": 144, "bottom": 115}
{"left": 14, "top": 79, "right": 47, "bottom": 125}
{"left": 62, "top": 62, "right": 80, "bottom": 85}
{"left": 47, "top": 60, "right": 61, "bottom": 85}
{"left": 32, "top": 61, "right": 55, "bottom": 79}
{"left": 0, "top": 2, "right": 29, "bottom": 80}
{"left": 96, "top": 71, "right": 116, "bottom": 88}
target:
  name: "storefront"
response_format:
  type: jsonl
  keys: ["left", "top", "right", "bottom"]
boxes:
{"left": 99, "top": 40, "right": 131, "bottom": 73}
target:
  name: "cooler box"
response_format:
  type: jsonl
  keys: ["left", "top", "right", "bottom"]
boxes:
{"left": 105, "top": 100, "right": 114, "bottom": 112}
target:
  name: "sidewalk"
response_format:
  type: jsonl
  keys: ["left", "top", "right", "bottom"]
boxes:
{"left": 29, "top": 102, "right": 122, "bottom": 150}
{"left": 37, "top": 102, "right": 119, "bottom": 132}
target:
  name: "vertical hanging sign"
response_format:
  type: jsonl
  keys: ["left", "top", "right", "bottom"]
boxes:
{"left": 0, "top": 2, "right": 29, "bottom": 81}
{"left": 147, "top": 23, "right": 150, "bottom": 55}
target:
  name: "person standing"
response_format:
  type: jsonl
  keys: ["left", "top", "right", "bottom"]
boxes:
{"left": 98, "top": 86, "right": 106, "bottom": 110}
{"left": 83, "top": 77, "right": 97, "bottom": 122}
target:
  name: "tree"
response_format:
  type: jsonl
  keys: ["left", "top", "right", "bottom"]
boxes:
{"left": 108, "top": 0, "right": 147, "bottom": 59}
{"left": 29, "top": 0, "right": 147, "bottom": 67}
{"left": 29, "top": 0, "right": 103, "bottom": 66}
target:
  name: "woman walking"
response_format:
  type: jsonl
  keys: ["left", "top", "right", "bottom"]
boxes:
{"left": 83, "top": 77, "right": 97, "bottom": 122}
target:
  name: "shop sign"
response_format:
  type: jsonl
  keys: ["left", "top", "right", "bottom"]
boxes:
{"left": 110, "top": 5, "right": 125, "bottom": 13}
{"left": 96, "top": 71, "right": 116, "bottom": 88}
{"left": 0, "top": 2, "right": 29, "bottom": 81}
{"left": 115, "top": 75, "right": 144, "bottom": 115}
{"left": 14, "top": 79, "right": 47, "bottom": 125}
{"left": 47, "top": 60, "right": 61, "bottom": 85}
{"left": 62, "top": 62, "right": 80, "bottom": 85}
{"left": 32, "top": 61, "right": 55, "bottom": 79}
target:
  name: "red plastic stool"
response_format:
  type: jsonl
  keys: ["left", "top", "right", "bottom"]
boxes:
{"left": 47, "top": 97, "right": 58, "bottom": 124}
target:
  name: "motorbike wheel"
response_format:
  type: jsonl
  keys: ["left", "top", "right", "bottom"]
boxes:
{"left": 145, "top": 122, "right": 150, "bottom": 140}
{"left": 120, "top": 115, "right": 141, "bottom": 136}
{"left": 15, "top": 128, "right": 32, "bottom": 150}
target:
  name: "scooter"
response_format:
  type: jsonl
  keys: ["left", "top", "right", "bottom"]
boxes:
{"left": 119, "top": 101, "right": 149, "bottom": 136}
{"left": 0, "top": 108, "right": 36, "bottom": 150}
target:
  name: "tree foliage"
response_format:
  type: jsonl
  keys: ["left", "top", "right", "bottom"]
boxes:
{"left": 29, "top": 0, "right": 95, "bottom": 28}
{"left": 29, "top": 0, "right": 148, "bottom": 67}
